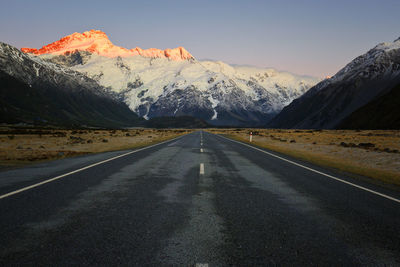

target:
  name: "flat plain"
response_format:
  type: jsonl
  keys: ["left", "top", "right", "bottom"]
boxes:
{"left": 207, "top": 129, "right": 400, "bottom": 187}
{"left": 2, "top": 127, "right": 399, "bottom": 188}
{"left": 0, "top": 127, "right": 191, "bottom": 168}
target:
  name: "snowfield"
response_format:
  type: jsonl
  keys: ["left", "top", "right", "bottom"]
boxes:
{"left": 55, "top": 54, "right": 320, "bottom": 125}
{"left": 21, "top": 29, "right": 321, "bottom": 126}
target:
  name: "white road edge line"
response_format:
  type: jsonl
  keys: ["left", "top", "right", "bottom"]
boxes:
{"left": 0, "top": 135, "right": 186, "bottom": 200}
{"left": 218, "top": 134, "right": 400, "bottom": 204}
{"left": 200, "top": 163, "right": 205, "bottom": 175}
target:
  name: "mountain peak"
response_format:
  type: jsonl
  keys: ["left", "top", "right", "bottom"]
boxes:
{"left": 374, "top": 37, "right": 400, "bottom": 53}
{"left": 21, "top": 30, "right": 194, "bottom": 61}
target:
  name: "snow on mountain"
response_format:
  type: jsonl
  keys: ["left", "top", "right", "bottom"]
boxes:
{"left": 268, "top": 37, "right": 400, "bottom": 129}
{"left": 22, "top": 30, "right": 320, "bottom": 126}
{"left": 62, "top": 54, "right": 319, "bottom": 125}
{"left": 0, "top": 42, "right": 142, "bottom": 127}
{"left": 1, "top": 41, "right": 104, "bottom": 96}
{"left": 22, "top": 30, "right": 193, "bottom": 61}
{"left": 329, "top": 38, "right": 400, "bottom": 83}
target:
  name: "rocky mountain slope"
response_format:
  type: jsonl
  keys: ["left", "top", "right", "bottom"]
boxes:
{"left": 268, "top": 37, "right": 400, "bottom": 129}
{"left": 337, "top": 81, "right": 400, "bottom": 129}
{"left": 22, "top": 30, "right": 320, "bottom": 126}
{"left": 0, "top": 42, "right": 143, "bottom": 128}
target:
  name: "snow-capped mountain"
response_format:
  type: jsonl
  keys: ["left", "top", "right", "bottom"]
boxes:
{"left": 0, "top": 42, "right": 142, "bottom": 127}
{"left": 22, "top": 29, "right": 193, "bottom": 61}
{"left": 268, "top": 37, "right": 400, "bottom": 129}
{"left": 22, "top": 30, "right": 320, "bottom": 126}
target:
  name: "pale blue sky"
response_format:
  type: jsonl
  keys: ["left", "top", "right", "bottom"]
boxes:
{"left": 1, "top": 0, "right": 399, "bottom": 77}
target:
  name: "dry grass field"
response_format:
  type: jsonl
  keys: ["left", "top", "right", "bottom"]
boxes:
{"left": 0, "top": 127, "right": 191, "bottom": 168}
{"left": 2, "top": 127, "right": 399, "bottom": 187}
{"left": 207, "top": 129, "right": 400, "bottom": 187}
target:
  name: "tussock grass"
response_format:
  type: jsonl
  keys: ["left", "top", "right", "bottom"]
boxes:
{"left": 207, "top": 128, "right": 400, "bottom": 187}
{"left": 0, "top": 127, "right": 191, "bottom": 168}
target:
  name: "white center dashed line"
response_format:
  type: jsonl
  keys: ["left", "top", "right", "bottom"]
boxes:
{"left": 200, "top": 163, "right": 205, "bottom": 175}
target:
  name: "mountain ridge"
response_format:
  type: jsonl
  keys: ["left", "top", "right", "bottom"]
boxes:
{"left": 21, "top": 29, "right": 194, "bottom": 61}
{"left": 31, "top": 50, "right": 319, "bottom": 126}
{"left": 0, "top": 42, "right": 143, "bottom": 128}
{"left": 268, "top": 37, "right": 400, "bottom": 129}
{"left": 18, "top": 30, "right": 321, "bottom": 127}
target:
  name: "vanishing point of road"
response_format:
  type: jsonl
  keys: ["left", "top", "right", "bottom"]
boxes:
{"left": 1, "top": 131, "right": 400, "bottom": 265}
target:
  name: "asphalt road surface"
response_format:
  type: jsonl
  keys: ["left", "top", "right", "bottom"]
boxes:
{"left": 1, "top": 131, "right": 400, "bottom": 266}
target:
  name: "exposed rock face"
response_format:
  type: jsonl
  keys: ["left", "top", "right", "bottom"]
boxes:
{"left": 268, "top": 37, "right": 400, "bottom": 129}
{"left": 0, "top": 42, "right": 142, "bottom": 127}
{"left": 43, "top": 54, "right": 318, "bottom": 126}
{"left": 20, "top": 30, "right": 320, "bottom": 126}
{"left": 21, "top": 29, "right": 193, "bottom": 61}
{"left": 71, "top": 55, "right": 319, "bottom": 126}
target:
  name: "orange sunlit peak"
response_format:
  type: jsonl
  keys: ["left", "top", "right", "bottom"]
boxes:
{"left": 20, "top": 30, "right": 194, "bottom": 61}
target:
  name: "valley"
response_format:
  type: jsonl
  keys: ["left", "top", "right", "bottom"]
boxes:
{"left": 2, "top": 125, "right": 399, "bottom": 189}
{"left": 1, "top": 2, "right": 400, "bottom": 265}
{"left": 1, "top": 131, "right": 400, "bottom": 265}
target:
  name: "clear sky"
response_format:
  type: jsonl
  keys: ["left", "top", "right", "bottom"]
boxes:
{"left": 1, "top": 0, "right": 399, "bottom": 77}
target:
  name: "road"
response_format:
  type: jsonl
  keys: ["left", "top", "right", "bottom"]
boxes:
{"left": 1, "top": 131, "right": 400, "bottom": 265}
